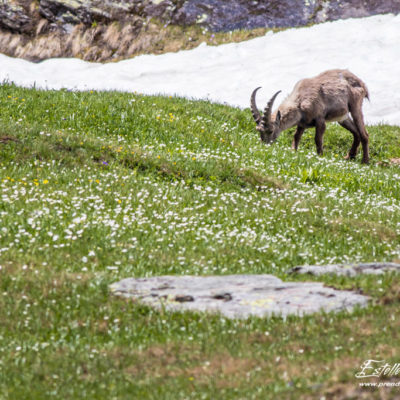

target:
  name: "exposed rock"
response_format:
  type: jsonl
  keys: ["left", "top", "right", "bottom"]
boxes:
{"left": 314, "top": 0, "right": 400, "bottom": 24}
{"left": 171, "top": 0, "right": 320, "bottom": 31}
{"left": 143, "top": 0, "right": 176, "bottom": 21}
{"left": 170, "top": 0, "right": 400, "bottom": 31}
{"left": 3, "top": 0, "right": 400, "bottom": 35}
{"left": 0, "top": 0, "right": 32, "bottom": 33}
{"left": 39, "top": 0, "right": 113, "bottom": 25}
{"left": 37, "top": 0, "right": 176, "bottom": 26}
{"left": 0, "top": 0, "right": 400, "bottom": 61}
{"left": 110, "top": 274, "right": 369, "bottom": 319}
{"left": 289, "top": 262, "right": 400, "bottom": 277}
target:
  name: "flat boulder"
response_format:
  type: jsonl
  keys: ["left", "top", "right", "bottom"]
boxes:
{"left": 110, "top": 274, "right": 368, "bottom": 319}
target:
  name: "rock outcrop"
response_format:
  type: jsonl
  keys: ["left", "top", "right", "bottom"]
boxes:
{"left": 34, "top": 0, "right": 400, "bottom": 32}
{"left": 0, "top": 0, "right": 399, "bottom": 61}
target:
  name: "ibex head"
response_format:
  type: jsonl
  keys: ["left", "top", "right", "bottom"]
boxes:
{"left": 250, "top": 87, "right": 281, "bottom": 143}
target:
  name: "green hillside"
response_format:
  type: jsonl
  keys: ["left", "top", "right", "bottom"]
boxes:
{"left": 1, "top": 84, "right": 400, "bottom": 399}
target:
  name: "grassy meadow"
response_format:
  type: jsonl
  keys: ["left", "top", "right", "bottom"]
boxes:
{"left": 1, "top": 83, "right": 400, "bottom": 399}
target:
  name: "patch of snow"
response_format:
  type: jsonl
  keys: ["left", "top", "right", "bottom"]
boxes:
{"left": 1, "top": 14, "right": 400, "bottom": 125}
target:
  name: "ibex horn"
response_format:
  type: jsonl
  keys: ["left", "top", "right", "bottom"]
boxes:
{"left": 250, "top": 87, "right": 262, "bottom": 124}
{"left": 261, "top": 90, "right": 281, "bottom": 129}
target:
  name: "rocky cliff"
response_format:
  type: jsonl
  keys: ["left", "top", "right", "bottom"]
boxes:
{"left": 0, "top": 0, "right": 399, "bottom": 61}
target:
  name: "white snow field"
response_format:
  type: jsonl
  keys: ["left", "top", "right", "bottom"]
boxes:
{"left": 0, "top": 13, "right": 399, "bottom": 125}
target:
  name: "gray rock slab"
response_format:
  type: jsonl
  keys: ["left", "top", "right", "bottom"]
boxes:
{"left": 110, "top": 274, "right": 368, "bottom": 319}
{"left": 289, "top": 263, "right": 400, "bottom": 277}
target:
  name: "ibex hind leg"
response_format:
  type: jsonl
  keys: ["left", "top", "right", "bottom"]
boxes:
{"left": 350, "top": 105, "right": 370, "bottom": 164}
{"left": 339, "top": 118, "right": 360, "bottom": 160}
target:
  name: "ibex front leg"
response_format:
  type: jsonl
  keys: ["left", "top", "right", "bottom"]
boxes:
{"left": 292, "top": 126, "right": 305, "bottom": 150}
{"left": 314, "top": 119, "right": 326, "bottom": 155}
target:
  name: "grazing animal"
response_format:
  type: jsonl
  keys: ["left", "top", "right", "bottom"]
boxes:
{"left": 250, "top": 69, "right": 370, "bottom": 163}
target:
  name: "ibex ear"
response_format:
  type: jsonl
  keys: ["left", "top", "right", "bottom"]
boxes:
{"left": 275, "top": 110, "right": 281, "bottom": 126}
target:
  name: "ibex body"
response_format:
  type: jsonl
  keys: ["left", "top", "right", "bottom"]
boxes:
{"left": 251, "top": 69, "right": 370, "bottom": 163}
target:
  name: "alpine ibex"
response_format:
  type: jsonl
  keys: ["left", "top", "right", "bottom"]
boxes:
{"left": 250, "top": 69, "right": 370, "bottom": 163}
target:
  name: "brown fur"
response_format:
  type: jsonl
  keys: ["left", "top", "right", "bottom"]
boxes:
{"left": 251, "top": 69, "right": 370, "bottom": 163}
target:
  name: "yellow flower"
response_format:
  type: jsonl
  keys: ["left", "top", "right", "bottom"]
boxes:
{"left": 43, "top": 179, "right": 49, "bottom": 184}
{"left": 95, "top": 179, "right": 100, "bottom": 184}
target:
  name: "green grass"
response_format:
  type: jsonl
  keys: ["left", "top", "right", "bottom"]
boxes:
{"left": 1, "top": 83, "right": 400, "bottom": 399}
